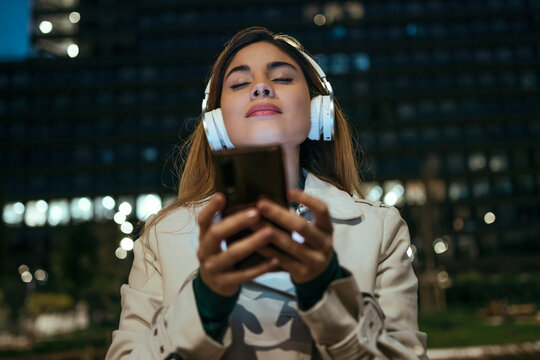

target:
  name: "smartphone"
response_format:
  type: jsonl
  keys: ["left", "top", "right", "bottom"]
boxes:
{"left": 212, "top": 145, "right": 288, "bottom": 269}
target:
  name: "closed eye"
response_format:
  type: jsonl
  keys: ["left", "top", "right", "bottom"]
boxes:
{"left": 273, "top": 78, "right": 293, "bottom": 83}
{"left": 230, "top": 82, "right": 250, "bottom": 89}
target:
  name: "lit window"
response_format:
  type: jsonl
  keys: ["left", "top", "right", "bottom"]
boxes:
{"left": 95, "top": 196, "right": 115, "bottom": 221}
{"left": 345, "top": 2, "right": 365, "bottom": 20}
{"left": 494, "top": 176, "right": 513, "bottom": 195}
{"left": 142, "top": 146, "right": 158, "bottom": 162}
{"left": 489, "top": 153, "right": 509, "bottom": 172}
{"left": 353, "top": 53, "right": 370, "bottom": 71}
{"left": 405, "top": 181, "right": 426, "bottom": 205}
{"left": 363, "top": 182, "right": 382, "bottom": 202}
{"left": 48, "top": 199, "right": 70, "bottom": 226}
{"left": 427, "top": 179, "right": 447, "bottom": 201}
{"left": 383, "top": 181, "right": 404, "bottom": 206}
{"left": 397, "top": 103, "right": 415, "bottom": 120}
{"left": 448, "top": 182, "right": 469, "bottom": 201}
{"left": 472, "top": 178, "right": 490, "bottom": 197}
{"left": 24, "top": 200, "right": 48, "bottom": 227}
{"left": 3, "top": 202, "right": 25, "bottom": 225}
{"left": 329, "top": 53, "right": 350, "bottom": 75}
{"left": 468, "top": 153, "right": 486, "bottom": 171}
{"left": 406, "top": 23, "right": 418, "bottom": 36}
{"left": 70, "top": 197, "right": 93, "bottom": 222}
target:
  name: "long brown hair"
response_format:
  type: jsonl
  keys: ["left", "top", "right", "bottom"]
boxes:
{"left": 142, "top": 26, "right": 363, "bottom": 237}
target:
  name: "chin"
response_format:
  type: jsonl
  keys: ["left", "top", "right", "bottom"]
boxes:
{"left": 242, "top": 127, "right": 283, "bottom": 146}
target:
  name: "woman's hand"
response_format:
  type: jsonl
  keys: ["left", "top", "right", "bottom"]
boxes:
{"left": 197, "top": 193, "right": 280, "bottom": 296}
{"left": 256, "top": 189, "right": 334, "bottom": 284}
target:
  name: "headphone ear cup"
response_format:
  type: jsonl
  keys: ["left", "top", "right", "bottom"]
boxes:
{"left": 210, "top": 108, "right": 234, "bottom": 149}
{"left": 309, "top": 96, "right": 322, "bottom": 140}
{"left": 320, "top": 95, "right": 334, "bottom": 141}
{"left": 203, "top": 110, "right": 223, "bottom": 151}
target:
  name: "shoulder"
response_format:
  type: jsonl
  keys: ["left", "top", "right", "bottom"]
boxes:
{"left": 139, "top": 199, "right": 209, "bottom": 252}
{"left": 353, "top": 198, "right": 402, "bottom": 220}
{"left": 151, "top": 200, "right": 208, "bottom": 235}
{"left": 354, "top": 199, "right": 410, "bottom": 255}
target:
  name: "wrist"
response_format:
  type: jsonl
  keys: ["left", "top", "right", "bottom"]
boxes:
{"left": 193, "top": 272, "right": 239, "bottom": 318}
{"left": 294, "top": 252, "right": 343, "bottom": 310}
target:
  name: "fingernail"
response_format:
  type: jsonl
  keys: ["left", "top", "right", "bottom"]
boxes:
{"left": 246, "top": 209, "right": 257, "bottom": 218}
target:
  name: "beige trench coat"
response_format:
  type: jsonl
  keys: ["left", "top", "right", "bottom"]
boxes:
{"left": 106, "top": 173, "right": 427, "bottom": 359}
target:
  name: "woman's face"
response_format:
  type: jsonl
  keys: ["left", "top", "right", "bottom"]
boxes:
{"left": 220, "top": 41, "right": 311, "bottom": 148}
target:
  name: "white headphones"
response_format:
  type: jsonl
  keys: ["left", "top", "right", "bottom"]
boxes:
{"left": 201, "top": 49, "right": 335, "bottom": 151}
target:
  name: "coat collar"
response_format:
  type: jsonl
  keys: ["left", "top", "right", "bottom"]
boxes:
{"left": 303, "top": 172, "right": 363, "bottom": 221}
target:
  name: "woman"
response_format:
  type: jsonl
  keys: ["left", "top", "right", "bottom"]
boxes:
{"left": 106, "top": 27, "right": 427, "bottom": 359}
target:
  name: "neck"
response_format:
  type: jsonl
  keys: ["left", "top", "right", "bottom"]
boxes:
{"left": 281, "top": 144, "right": 300, "bottom": 190}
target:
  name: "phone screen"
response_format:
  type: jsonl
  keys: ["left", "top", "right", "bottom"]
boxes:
{"left": 212, "top": 145, "right": 288, "bottom": 269}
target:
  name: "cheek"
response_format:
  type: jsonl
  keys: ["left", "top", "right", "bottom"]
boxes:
{"left": 220, "top": 96, "right": 243, "bottom": 136}
{"left": 291, "top": 93, "right": 312, "bottom": 134}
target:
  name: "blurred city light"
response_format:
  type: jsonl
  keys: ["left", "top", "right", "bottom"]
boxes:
{"left": 120, "top": 222, "right": 133, "bottom": 234}
{"left": 39, "top": 20, "right": 53, "bottom": 34}
{"left": 136, "top": 194, "right": 162, "bottom": 220}
{"left": 21, "top": 271, "right": 33, "bottom": 283}
{"left": 119, "top": 202, "right": 132, "bottom": 216}
{"left": 484, "top": 211, "right": 496, "bottom": 224}
{"left": 120, "top": 237, "right": 134, "bottom": 251}
{"left": 437, "top": 270, "right": 451, "bottom": 287}
{"left": 383, "top": 182, "right": 405, "bottom": 206}
{"left": 313, "top": 13, "right": 326, "bottom": 26}
{"left": 345, "top": 1, "right": 364, "bottom": 19}
{"left": 115, "top": 247, "right": 127, "bottom": 259}
{"left": 383, "top": 192, "right": 398, "bottom": 206}
{"left": 102, "top": 196, "right": 115, "bottom": 210}
{"left": 366, "top": 185, "right": 383, "bottom": 201}
{"left": 113, "top": 212, "right": 126, "bottom": 224}
{"left": 69, "top": 11, "right": 80, "bottom": 23}
{"left": 35, "top": 269, "right": 48, "bottom": 282}
{"left": 18, "top": 264, "right": 29, "bottom": 275}
{"left": 433, "top": 238, "right": 449, "bottom": 254}
{"left": 67, "top": 43, "right": 79, "bottom": 58}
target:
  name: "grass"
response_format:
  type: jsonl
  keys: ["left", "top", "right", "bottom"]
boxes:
{"left": 1, "top": 308, "right": 539, "bottom": 356}
{"left": 419, "top": 305, "right": 540, "bottom": 348}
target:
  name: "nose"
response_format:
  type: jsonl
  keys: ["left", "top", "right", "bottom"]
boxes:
{"left": 251, "top": 83, "right": 274, "bottom": 99}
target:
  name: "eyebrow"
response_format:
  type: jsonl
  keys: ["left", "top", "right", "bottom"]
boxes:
{"left": 225, "top": 61, "right": 298, "bottom": 80}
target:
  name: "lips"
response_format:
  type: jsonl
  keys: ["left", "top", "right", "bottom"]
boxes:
{"left": 246, "top": 103, "right": 282, "bottom": 117}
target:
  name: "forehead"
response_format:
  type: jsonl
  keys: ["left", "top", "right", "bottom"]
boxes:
{"left": 226, "top": 41, "right": 299, "bottom": 72}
